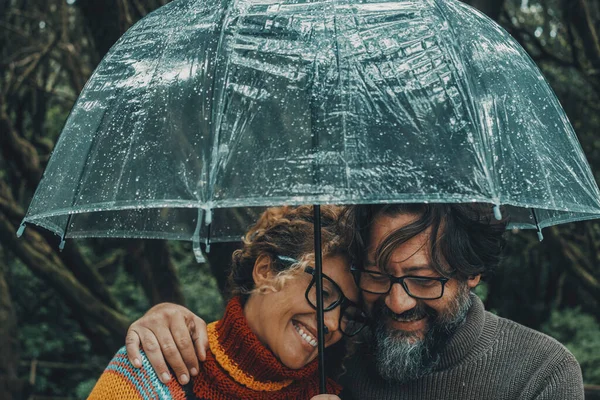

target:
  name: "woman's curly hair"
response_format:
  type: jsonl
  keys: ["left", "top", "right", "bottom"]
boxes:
{"left": 227, "top": 204, "right": 349, "bottom": 300}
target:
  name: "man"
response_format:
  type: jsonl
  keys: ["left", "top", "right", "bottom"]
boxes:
{"left": 125, "top": 204, "right": 584, "bottom": 399}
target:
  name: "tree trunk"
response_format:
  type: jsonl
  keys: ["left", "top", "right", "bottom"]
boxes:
{"left": 543, "top": 227, "right": 600, "bottom": 305}
{"left": 124, "top": 240, "right": 186, "bottom": 305}
{"left": 0, "top": 260, "right": 28, "bottom": 400}
{"left": 0, "top": 178, "right": 121, "bottom": 310}
{"left": 76, "top": 0, "right": 124, "bottom": 63}
{"left": 563, "top": 0, "right": 600, "bottom": 73}
{"left": 206, "top": 242, "right": 242, "bottom": 296}
{"left": 0, "top": 213, "right": 129, "bottom": 350}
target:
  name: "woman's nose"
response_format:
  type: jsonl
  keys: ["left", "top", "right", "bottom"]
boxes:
{"left": 323, "top": 307, "right": 341, "bottom": 334}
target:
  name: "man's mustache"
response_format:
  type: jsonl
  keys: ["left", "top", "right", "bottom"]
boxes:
{"left": 375, "top": 301, "right": 436, "bottom": 323}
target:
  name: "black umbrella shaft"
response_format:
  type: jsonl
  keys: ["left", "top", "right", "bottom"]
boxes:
{"left": 313, "top": 204, "right": 327, "bottom": 393}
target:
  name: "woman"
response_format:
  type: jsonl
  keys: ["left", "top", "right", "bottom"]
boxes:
{"left": 88, "top": 205, "right": 367, "bottom": 399}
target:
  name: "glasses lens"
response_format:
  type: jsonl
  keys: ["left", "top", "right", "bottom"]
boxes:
{"left": 404, "top": 277, "right": 444, "bottom": 299}
{"left": 340, "top": 304, "right": 368, "bottom": 336}
{"left": 306, "top": 275, "right": 342, "bottom": 309}
{"left": 357, "top": 270, "right": 391, "bottom": 294}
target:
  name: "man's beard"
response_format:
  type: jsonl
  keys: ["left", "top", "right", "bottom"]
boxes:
{"left": 369, "top": 284, "right": 472, "bottom": 383}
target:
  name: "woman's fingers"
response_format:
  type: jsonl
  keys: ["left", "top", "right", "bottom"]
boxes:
{"left": 310, "top": 396, "right": 341, "bottom": 400}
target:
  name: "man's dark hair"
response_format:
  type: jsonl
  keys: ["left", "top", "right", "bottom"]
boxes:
{"left": 344, "top": 203, "right": 508, "bottom": 281}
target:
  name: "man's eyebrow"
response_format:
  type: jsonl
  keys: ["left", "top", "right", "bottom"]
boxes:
{"left": 364, "top": 262, "right": 435, "bottom": 274}
{"left": 402, "top": 265, "right": 435, "bottom": 273}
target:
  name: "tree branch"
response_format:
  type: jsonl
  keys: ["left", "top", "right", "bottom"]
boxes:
{"left": 124, "top": 240, "right": 186, "bottom": 305}
{"left": 544, "top": 227, "right": 600, "bottom": 304}
{"left": 0, "top": 100, "right": 43, "bottom": 189}
{"left": 564, "top": 0, "right": 600, "bottom": 75}
{"left": 0, "top": 212, "right": 129, "bottom": 346}
{"left": 0, "top": 260, "right": 27, "bottom": 400}
{"left": 0, "top": 178, "right": 121, "bottom": 310}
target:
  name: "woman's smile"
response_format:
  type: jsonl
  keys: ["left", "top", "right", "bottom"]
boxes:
{"left": 292, "top": 320, "right": 318, "bottom": 349}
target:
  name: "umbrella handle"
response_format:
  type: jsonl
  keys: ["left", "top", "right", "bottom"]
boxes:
{"left": 313, "top": 205, "right": 327, "bottom": 393}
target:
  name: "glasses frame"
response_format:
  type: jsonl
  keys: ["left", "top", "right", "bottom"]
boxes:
{"left": 350, "top": 265, "right": 450, "bottom": 300}
{"left": 304, "top": 266, "right": 368, "bottom": 337}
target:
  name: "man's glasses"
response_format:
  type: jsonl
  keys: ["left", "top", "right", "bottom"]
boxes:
{"left": 276, "top": 256, "right": 368, "bottom": 336}
{"left": 350, "top": 265, "right": 450, "bottom": 300}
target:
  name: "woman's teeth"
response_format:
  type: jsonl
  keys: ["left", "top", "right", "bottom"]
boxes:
{"left": 294, "top": 322, "right": 317, "bottom": 347}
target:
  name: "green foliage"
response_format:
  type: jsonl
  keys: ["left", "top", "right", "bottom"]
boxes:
{"left": 171, "top": 242, "right": 224, "bottom": 322}
{"left": 45, "top": 103, "right": 73, "bottom": 143}
{"left": 9, "top": 240, "right": 225, "bottom": 399}
{"left": 541, "top": 308, "right": 600, "bottom": 385}
{"left": 75, "top": 378, "right": 99, "bottom": 399}
{"left": 9, "top": 258, "right": 105, "bottom": 398}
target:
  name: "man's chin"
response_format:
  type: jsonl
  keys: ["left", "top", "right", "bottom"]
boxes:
{"left": 371, "top": 320, "right": 437, "bottom": 383}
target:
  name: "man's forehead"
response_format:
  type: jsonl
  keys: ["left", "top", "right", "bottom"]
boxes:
{"left": 368, "top": 213, "right": 431, "bottom": 249}
{"left": 365, "top": 212, "right": 436, "bottom": 271}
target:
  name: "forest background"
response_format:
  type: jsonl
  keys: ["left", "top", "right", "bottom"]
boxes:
{"left": 1, "top": 0, "right": 600, "bottom": 399}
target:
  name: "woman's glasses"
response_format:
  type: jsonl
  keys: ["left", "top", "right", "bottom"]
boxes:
{"left": 276, "top": 256, "right": 368, "bottom": 336}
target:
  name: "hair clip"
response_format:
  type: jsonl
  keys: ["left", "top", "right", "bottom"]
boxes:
{"left": 276, "top": 255, "right": 299, "bottom": 265}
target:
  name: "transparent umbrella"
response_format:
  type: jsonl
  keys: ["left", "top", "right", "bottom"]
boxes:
{"left": 18, "top": 0, "right": 600, "bottom": 392}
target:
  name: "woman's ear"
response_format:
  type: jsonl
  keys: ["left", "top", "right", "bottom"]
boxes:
{"left": 252, "top": 254, "right": 274, "bottom": 287}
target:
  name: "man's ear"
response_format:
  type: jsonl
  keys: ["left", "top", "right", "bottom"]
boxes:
{"left": 252, "top": 254, "right": 274, "bottom": 287}
{"left": 467, "top": 274, "right": 481, "bottom": 288}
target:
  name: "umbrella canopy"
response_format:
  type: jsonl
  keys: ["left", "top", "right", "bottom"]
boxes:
{"left": 20, "top": 0, "right": 600, "bottom": 247}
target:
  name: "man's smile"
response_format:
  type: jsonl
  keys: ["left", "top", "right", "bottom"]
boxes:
{"left": 386, "top": 315, "right": 427, "bottom": 333}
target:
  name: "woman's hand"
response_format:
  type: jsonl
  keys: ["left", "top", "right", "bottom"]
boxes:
{"left": 310, "top": 396, "right": 341, "bottom": 400}
{"left": 125, "top": 303, "right": 208, "bottom": 385}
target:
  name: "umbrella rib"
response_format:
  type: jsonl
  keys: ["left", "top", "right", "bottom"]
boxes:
{"left": 205, "top": 0, "right": 238, "bottom": 204}
{"left": 112, "top": 34, "right": 176, "bottom": 200}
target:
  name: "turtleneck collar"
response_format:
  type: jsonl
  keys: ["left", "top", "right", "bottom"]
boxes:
{"left": 434, "top": 293, "right": 496, "bottom": 371}
{"left": 192, "top": 296, "right": 341, "bottom": 399}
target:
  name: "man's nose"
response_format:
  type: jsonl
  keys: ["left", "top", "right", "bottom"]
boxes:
{"left": 385, "top": 282, "right": 417, "bottom": 314}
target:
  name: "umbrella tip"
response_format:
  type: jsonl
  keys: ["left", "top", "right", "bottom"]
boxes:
{"left": 16, "top": 222, "right": 26, "bottom": 237}
{"left": 193, "top": 235, "right": 207, "bottom": 263}
{"left": 493, "top": 205, "right": 502, "bottom": 220}
{"left": 59, "top": 238, "right": 66, "bottom": 251}
{"left": 193, "top": 248, "right": 206, "bottom": 263}
{"left": 537, "top": 229, "right": 544, "bottom": 242}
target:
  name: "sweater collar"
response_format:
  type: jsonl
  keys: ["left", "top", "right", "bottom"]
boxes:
{"left": 434, "top": 293, "right": 494, "bottom": 370}
{"left": 208, "top": 296, "right": 319, "bottom": 389}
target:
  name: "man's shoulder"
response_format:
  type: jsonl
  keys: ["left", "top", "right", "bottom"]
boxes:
{"left": 484, "top": 311, "right": 578, "bottom": 366}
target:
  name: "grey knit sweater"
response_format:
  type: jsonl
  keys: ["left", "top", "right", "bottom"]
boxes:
{"left": 339, "top": 295, "right": 583, "bottom": 400}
